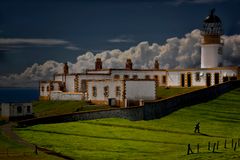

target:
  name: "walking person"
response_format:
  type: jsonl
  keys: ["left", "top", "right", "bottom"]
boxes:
{"left": 194, "top": 122, "right": 200, "bottom": 133}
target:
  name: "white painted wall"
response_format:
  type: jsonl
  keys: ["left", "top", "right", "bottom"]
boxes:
{"left": 111, "top": 70, "right": 166, "bottom": 86}
{"left": 65, "top": 75, "right": 75, "bottom": 92}
{"left": 50, "top": 91, "right": 83, "bottom": 100}
{"left": 87, "top": 80, "right": 123, "bottom": 102}
{"left": 167, "top": 69, "right": 238, "bottom": 87}
{"left": 167, "top": 72, "right": 180, "bottom": 86}
{"left": 77, "top": 74, "right": 111, "bottom": 92}
{"left": 52, "top": 82, "right": 61, "bottom": 91}
{"left": 201, "top": 44, "right": 223, "bottom": 68}
{"left": 87, "top": 70, "right": 110, "bottom": 74}
{"left": 54, "top": 75, "right": 63, "bottom": 81}
{"left": 0, "top": 103, "right": 33, "bottom": 118}
{"left": 125, "top": 80, "right": 156, "bottom": 100}
{"left": 40, "top": 82, "right": 50, "bottom": 97}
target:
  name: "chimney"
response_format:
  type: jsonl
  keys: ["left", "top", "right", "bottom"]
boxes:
{"left": 95, "top": 58, "right": 102, "bottom": 70}
{"left": 125, "top": 59, "right": 133, "bottom": 70}
{"left": 63, "top": 62, "right": 69, "bottom": 75}
{"left": 154, "top": 60, "right": 159, "bottom": 70}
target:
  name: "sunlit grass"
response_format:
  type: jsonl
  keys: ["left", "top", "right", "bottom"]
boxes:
{"left": 156, "top": 86, "right": 204, "bottom": 99}
{"left": 16, "top": 88, "right": 240, "bottom": 159}
{"left": 33, "top": 100, "right": 110, "bottom": 117}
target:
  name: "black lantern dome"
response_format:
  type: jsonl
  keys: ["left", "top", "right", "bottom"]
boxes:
{"left": 201, "top": 9, "right": 223, "bottom": 36}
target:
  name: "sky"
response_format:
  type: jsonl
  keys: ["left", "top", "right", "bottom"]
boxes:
{"left": 0, "top": 0, "right": 240, "bottom": 87}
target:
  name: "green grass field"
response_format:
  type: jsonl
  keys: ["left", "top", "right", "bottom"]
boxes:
{"left": 33, "top": 101, "right": 110, "bottom": 117}
{"left": 156, "top": 86, "right": 204, "bottom": 99}
{"left": 0, "top": 123, "right": 62, "bottom": 160}
{"left": 16, "top": 88, "right": 240, "bottom": 160}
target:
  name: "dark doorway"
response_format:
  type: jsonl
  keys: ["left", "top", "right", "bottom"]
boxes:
{"left": 187, "top": 73, "right": 192, "bottom": 87}
{"left": 181, "top": 74, "right": 185, "bottom": 87}
{"left": 230, "top": 76, "right": 237, "bottom": 81}
{"left": 206, "top": 73, "right": 211, "bottom": 87}
{"left": 223, "top": 77, "right": 228, "bottom": 82}
{"left": 214, "top": 73, "right": 219, "bottom": 85}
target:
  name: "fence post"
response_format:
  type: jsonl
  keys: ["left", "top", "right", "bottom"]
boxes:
{"left": 187, "top": 144, "right": 193, "bottom": 155}
{"left": 213, "top": 143, "right": 216, "bottom": 153}
{"left": 35, "top": 145, "right": 38, "bottom": 155}
{"left": 234, "top": 142, "right": 237, "bottom": 151}
{"left": 197, "top": 144, "right": 199, "bottom": 153}
{"left": 224, "top": 139, "right": 227, "bottom": 149}
{"left": 217, "top": 141, "right": 219, "bottom": 150}
{"left": 208, "top": 141, "right": 211, "bottom": 150}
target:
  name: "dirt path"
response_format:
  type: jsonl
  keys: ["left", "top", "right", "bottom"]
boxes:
{"left": 0, "top": 122, "right": 73, "bottom": 160}
{"left": 1, "top": 122, "right": 34, "bottom": 148}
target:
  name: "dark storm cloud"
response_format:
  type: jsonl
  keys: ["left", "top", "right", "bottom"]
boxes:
{"left": 0, "top": 49, "right": 7, "bottom": 62}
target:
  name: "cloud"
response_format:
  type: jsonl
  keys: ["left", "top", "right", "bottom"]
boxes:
{"left": 0, "top": 38, "right": 80, "bottom": 51}
{"left": 1, "top": 29, "right": 240, "bottom": 87}
{"left": 108, "top": 36, "right": 135, "bottom": 43}
{"left": 0, "top": 38, "right": 69, "bottom": 46}
{"left": 65, "top": 45, "right": 80, "bottom": 51}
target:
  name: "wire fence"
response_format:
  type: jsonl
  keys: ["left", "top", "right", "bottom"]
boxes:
{"left": 187, "top": 138, "right": 240, "bottom": 155}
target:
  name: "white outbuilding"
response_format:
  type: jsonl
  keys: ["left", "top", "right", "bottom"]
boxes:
{"left": 0, "top": 103, "right": 33, "bottom": 120}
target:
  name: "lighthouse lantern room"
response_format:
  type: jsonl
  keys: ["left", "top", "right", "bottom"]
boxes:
{"left": 201, "top": 9, "right": 224, "bottom": 68}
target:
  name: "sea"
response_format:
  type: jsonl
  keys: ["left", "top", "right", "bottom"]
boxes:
{"left": 0, "top": 88, "right": 39, "bottom": 103}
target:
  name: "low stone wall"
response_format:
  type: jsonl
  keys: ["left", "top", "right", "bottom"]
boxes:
{"left": 18, "top": 80, "right": 240, "bottom": 127}
{"left": 143, "top": 80, "right": 240, "bottom": 120}
{"left": 18, "top": 107, "right": 143, "bottom": 127}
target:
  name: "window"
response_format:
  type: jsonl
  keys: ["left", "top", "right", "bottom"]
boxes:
{"left": 47, "top": 86, "right": 50, "bottom": 91}
{"left": 92, "top": 86, "right": 97, "bottom": 97}
{"left": 41, "top": 86, "right": 44, "bottom": 92}
{"left": 116, "top": 86, "right": 121, "bottom": 97}
{"left": 145, "top": 75, "right": 150, "bottom": 79}
{"left": 195, "top": 72, "right": 200, "bottom": 81}
{"left": 114, "top": 75, "right": 120, "bottom": 79}
{"left": 17, "top": 106, "right": 22, "bottom": 114}
{"left": 104, "top": 86, "right": 109, "bottom": 97}
{"left": 50, "top": 85, "right": 54, "bottom": 91}
{"left": 81, "top": 80, "right": 87, "bottom": 92}
{"left": 27, "top": 106, "right": 31, "bottom": 113}
{"left": 214, "top": 73, "right": 219, "bottom": 85}
{"left": 162, "top": 75, "right": 166, "bottom": 84}
{"left": 133, "top": 75, "right": 138, "bottom": 80}
{"left": 124, "top": 75, "right": 129, "bottom": 80}
{"left": 154, "top": 75, "right": 159, "bottom": 80}
{"left": 230, "top": 76, "right": 237, "bottom": 81}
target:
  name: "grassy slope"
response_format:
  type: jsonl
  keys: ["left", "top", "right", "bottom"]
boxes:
{"left": 0, "top": 125, "right": 62, "bottom": 160}
{"left": 33, "top": 101, "right": 110, "bottom": 117}
{"left": 156, "top": 86, "right": 204, "bottom": 99}
{"left": 16, "top": 88, "right": 240, "bottom": 160}
{"left": 33, "top": 87, "right": 203, "bottom": 118}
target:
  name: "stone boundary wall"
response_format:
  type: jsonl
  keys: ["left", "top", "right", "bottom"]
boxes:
{"left": 143, "top": 80, "right": 240, "bottom": 120}
{"left": 18, "top": 107, "right": 144, "bottom": 127}
{"left": 18, "top": 80, "right": 240, "bottom": 127}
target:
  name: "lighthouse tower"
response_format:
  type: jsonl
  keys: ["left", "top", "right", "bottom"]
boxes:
{"left": 201, "top": 9, "right": 224, "bottom": 68}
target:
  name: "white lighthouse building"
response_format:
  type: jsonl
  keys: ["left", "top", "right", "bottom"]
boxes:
{"left": 201, "top": 8, "right": 224, "bottom": 68}
{"left": 39, "top": 9, "right": 239, "bottom": 106}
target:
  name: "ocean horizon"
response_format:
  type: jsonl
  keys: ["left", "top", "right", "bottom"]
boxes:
{"left": 0, "top": 87, "right": 39, "bottom": 103}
